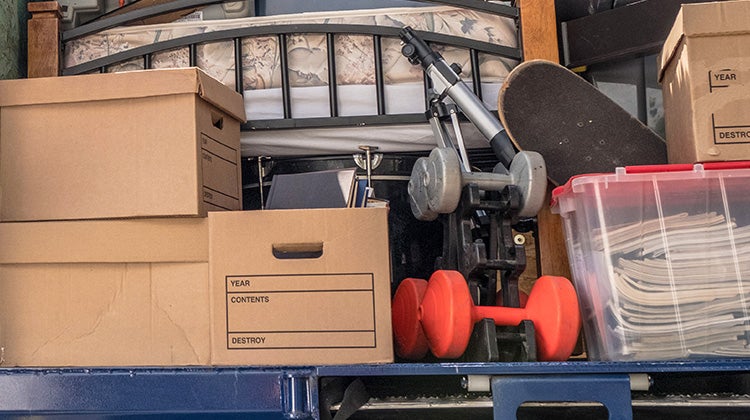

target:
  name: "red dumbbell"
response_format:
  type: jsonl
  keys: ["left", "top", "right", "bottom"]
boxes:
{"left": 392, "top": 270, "right": 581, "bottom": 361}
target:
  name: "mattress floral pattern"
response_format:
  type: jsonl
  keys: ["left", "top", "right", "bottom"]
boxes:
{"left": 65, "top": 6, "right": 518, "bottom": 92}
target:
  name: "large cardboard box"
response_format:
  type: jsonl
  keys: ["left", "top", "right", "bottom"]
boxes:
{"left": 0, "top": 68, "right": 246, "bottom": 221}
{"left": 0, "top": 218, "right": 212, "bottom": 367}
{"left": 209, "top": 208, "right": 394, "bottom": 365}
{"left": 658, "top": 0, "right": 750, "bottom": 164}
{"left": 0, "top": 208, "right": 393, "bottom": 367}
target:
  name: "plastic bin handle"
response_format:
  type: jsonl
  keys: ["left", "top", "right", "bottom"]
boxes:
{"left": 625, "top": 161, "right": 750, "bottom": 174}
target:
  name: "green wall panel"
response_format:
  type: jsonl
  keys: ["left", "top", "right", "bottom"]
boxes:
{"left": 0, "top": 0, "right": 26, "bottom": 79}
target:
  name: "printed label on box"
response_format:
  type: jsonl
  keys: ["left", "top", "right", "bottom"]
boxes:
{"left": 712, "top": 114, "right": 750, "bottom": 145}
{"left": 202, "top": 187, "right": 240, "bottom": 211}
{"left": 224, "top": 273, "right": 377, "bottom": 350}
{"left": 201, "top": 133, "right": 240, "bottom": 211}
{"left": 708, "top": 68, "right": 742, "bottom": 93}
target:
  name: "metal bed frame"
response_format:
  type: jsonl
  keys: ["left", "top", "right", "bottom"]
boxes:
{"left": 61, "top": 0, "right": 522, "bottom": 134}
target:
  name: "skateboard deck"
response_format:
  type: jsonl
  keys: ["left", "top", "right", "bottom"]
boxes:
{"left": 498, "top": 60, "right": 668, "bottom": 185}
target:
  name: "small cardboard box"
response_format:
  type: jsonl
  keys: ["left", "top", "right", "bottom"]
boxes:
{"left": 658, "top": 0, "right": 750, "bottom": 164}
{"left": 0, "top": 68, "right": 246, "bottom": 221}
{"left": 0, "top": 218, "right": 211, "bottom": 367}
{"left": 209, "top": 208, "right": 394, "bottom": 365}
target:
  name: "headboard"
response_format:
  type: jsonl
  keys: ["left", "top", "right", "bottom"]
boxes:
{"left": 29, "top": 1, "right": 558, "bottom": 68}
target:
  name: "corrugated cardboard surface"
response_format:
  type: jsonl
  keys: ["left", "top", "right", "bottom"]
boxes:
{"left": 659, "top": 0, "right": 750, "bottom": 163}
{"left": 0, "top": 262, "right": 212, "bottom": 367}
{"left": 0, "top": 68, "right": 244, "bottom": 221}
{"left": 209, "top": 208, "right": 394, "bottom": 365}
{"left": 0, "top": 217, "right": 208, "bottom": 263}
{"left": 0, "top": 209, "right": 394, "bottom": 367}
{"left": 0, "top": 218, "right": 211, "bottom": 367}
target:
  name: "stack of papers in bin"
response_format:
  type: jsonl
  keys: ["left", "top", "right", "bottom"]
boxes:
{"left": 593, "top": 212, "right": 750, "bottom": 359}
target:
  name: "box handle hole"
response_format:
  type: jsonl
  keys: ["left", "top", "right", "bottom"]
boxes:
{"left": 211, "top": 112, "right": 224, "bottom": 130}
{"left": 272, "top": 242, "right": 324, "bottom": 259}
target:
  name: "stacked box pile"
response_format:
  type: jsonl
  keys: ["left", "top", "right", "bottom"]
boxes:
{"left": 0, "top": 69, "right": 393, "bottom": 367}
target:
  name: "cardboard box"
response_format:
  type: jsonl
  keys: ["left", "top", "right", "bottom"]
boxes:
{"left": 0, "top": 208, "right": 394, "bottom": 367}
{"left": 0, "top": 68, "right": 246, "bottom": 221}
{"left": 658, "top": 0, "right": 750, "bottom": 164}
{"left": 0, "top": 218, "right": 211, "bottom": 367}
{"left": 209, "top": 208, "right": 394, "bottom": 365}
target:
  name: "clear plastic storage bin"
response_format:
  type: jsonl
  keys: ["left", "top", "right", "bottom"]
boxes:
{"left": 552, "top": 162, "right": 750, "bottom": 360}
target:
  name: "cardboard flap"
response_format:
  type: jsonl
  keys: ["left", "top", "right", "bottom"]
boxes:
{"left": 0, "top": 68, "right": 245, "bottom": 122}
{"left": 659, "top": 1, "right": 750, "bottom": 81}
{"left": 0, "top": 218, "right": 208, "bottom": 264}
{"left": 678, "top": 0, "right": 750, "bottom": 38}
{"left": 195, "top": 70, "right": 247, "bottom": 123}
{"left": 658, "top": 8, "right": 686, "bottom": 82}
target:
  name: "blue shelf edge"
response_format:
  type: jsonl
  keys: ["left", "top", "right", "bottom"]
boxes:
{"left": 0, "top": 367, "right": 318, "bottom": 418}
{"left": 316, "top": 359, "right": 750, "bottom": 376}
{"left": 1, "top": 360, "right": 750, "bottom": 418}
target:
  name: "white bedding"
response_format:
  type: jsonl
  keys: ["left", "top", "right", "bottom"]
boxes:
{"left": 241, "top": 82, "right": 501, "bottom": 156}
{"left": 244, "top": 81, "right": 501, "bottom": 118}
{"left": 241, "top": 120, "right": 493, "bottom": 157}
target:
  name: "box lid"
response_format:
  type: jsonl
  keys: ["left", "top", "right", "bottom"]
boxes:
{"left": 208, "top": 207, "right": 391, "bottom": 273}
{"left": 550, "top": 161, "right": 750, "bottom": 212}
{"left": 0, "top": 218, "right": 208, "bottom": 264}
{"left": 658, "top": 0, "right": 750, "bottom": 82}
{"left": 0, "top": 68, "right": 246, "bottom": 122}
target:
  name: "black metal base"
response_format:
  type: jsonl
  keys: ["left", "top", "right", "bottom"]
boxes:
{"left": 461, "top": 318, "right": 537, "bottom": 363}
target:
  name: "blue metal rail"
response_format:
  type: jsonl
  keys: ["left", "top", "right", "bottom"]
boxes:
{"left": 1, "top": 361, "right": 749, "bottom": 418}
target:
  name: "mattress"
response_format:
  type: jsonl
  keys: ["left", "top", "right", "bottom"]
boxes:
{"left": 65, "top": 6, "right": 519, "bottom": 157}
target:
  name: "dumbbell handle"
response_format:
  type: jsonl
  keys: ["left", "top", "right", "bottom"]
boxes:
{"left": 457, "top": 171, "right": 514, "bottom": 192}
{"left": 472, "top": 305, "right": 527, "bottom": 326}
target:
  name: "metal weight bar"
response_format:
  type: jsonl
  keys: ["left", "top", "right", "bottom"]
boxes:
{"left": 399, "top": 26, "right": 517, "bottom": 169}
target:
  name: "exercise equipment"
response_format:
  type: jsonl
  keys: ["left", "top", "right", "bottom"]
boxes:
{"left": 392, "top": 270, "right": 581, "bottom": 361}
{"left": 391, "top": 277, "right": 429, "bottom": 359}
{"left": 398, "top": 28, "right": 552, "bottom": 360}
{"left": 399, "top": 27, "right": 547, "bottom": 222}
{"left": 400, "top": 26, "right": 517, "bottom": 169}
{"left": 408, "top": 147, "right": 546, "bottom": 221}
